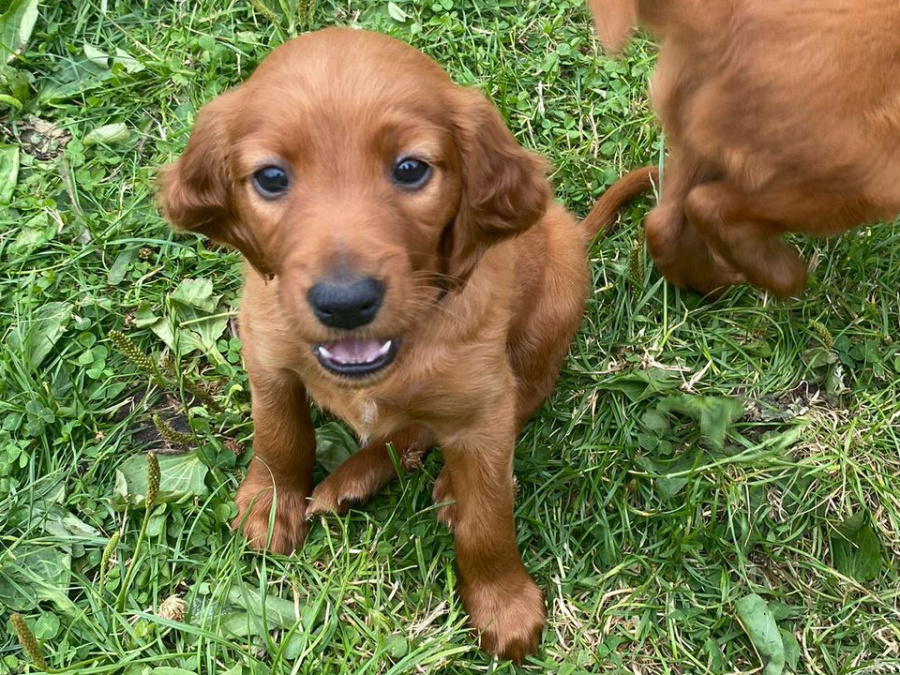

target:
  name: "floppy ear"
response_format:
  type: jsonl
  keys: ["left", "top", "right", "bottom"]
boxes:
{"left": 444, "top": 88, "right": 551, "bottom": 285}
{"left": 158, "top": 91, "right": 273, "bottom": 276}
{"left": 587, "top": 0, "right": 639, "bottom": 53}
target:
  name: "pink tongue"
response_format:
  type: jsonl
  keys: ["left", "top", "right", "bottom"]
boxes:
{"left": 323, "top": 338, "right": 386, "bottom": 364}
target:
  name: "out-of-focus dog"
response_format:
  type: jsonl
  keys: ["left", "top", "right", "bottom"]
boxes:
{"left": 588, "top": 0, "right": 900, "bottom": 297}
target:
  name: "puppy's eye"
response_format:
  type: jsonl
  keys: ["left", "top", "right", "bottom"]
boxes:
{"left": 252, "top": 166, "right": 289, "bottom": 198}
{"left": 392, "top": 158, "right": 431, "bottom": 188}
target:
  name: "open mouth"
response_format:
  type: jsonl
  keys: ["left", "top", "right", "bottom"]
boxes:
{"left": 312, "top": 337, "right": 400, "bottom": 378}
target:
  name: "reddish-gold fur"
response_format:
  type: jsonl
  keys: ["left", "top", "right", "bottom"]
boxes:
{"left": 160, "top": 27, "right": 654, "bottom": 661}
{"left": 588, "top": 0, "right": 900, "bottom": 297}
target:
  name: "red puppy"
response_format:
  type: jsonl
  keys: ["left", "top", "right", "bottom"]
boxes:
{"left": 160, "top": 27, "right": 654, "bottom": 660}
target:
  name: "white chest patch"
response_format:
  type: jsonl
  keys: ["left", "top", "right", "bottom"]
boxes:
{"left": 356, "top": 399, "right": 379, "bottom": 444}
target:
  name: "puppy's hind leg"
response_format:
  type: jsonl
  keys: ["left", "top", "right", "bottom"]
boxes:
{"left": 307, "top": 425, "right": 434, "bottom": 517}
{"left": 644, "top": 151, "right": 745, "bottom": 296}
{"left": 684, "top": 182, "right": 807, "bottom": 298}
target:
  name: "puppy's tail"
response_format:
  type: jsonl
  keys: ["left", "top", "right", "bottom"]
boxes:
{"left": 581, "top": 165, "right": 658, "bottom": 242}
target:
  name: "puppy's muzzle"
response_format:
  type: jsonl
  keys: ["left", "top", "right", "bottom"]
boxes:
{"left": 307, "top": 275, "right": 400, "bottom": 378}
{"left": 307, "top": 276, "right": 385, "bottom": 330}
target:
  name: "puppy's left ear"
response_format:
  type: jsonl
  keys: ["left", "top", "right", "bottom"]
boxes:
{"left": 444, "top": 88, "right": 551, "bottom": 285}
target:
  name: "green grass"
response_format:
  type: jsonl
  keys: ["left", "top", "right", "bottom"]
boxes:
{"left": 1, "top": 1, "right": 899, "bottom": 673}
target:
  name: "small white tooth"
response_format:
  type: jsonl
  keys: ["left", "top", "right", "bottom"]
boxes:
{"left": 376, "top": 340, "right": 392, "bottom": 356}
{"left": 318, "top": 346, "right": 334, "bottom": 359}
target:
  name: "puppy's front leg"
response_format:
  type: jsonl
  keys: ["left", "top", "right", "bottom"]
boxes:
{"left": 438, "top": 402, "right": 545, "bottom": 663}
{"left": 233, "top": 370, "right": 315, "bottom": 554}
{"left": 307, "top": 425, "right": 434, "bottom": 517}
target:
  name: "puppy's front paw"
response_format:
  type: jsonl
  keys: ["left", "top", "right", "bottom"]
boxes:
{"left": 747, "top": 245, "right": 807, "bottom": 298}
{"left": 306, "top": 466, "right": 372, "bottom": 518}
{"left": 233, "top": 474, "right": 309, "bottom": 554}
{"left": 462, "top": 574, "right": 546, "bottom": 663}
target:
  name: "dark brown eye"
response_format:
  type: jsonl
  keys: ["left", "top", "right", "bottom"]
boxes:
{"left": 252, "top": 166, "right": 289, "bottom": 198}
{"left": 392, "top": 158, "right": 430, "bottom": 188}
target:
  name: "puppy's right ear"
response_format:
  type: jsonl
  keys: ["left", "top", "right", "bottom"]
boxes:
{"left": 587, "top": 0, "right": 638, "bottom": 53}
{"left": 159, "top": 92, "right": 272, "bottom": 276}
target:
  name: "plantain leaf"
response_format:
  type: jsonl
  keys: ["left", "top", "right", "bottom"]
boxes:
{"left": 0, "top": 0, "right": 39, "bottom": 64}
{"left": 602, "top": 368, "right": 682, "bottom": 402}
{"left": 114, "top": 451, "right": 209, "bottom": 509}
{"left": 171, "top": 278, "right": 216, "bottom": 312}
{"left": 0, "top": 545, "right": 73, "bottom": 612}
{"left": 831, "top": 510, "right": 883, "bottom": 582}
{"left": 387, "top": 2, "right": 409, "bottom": 22}
{"left": 657, "top": 394, "right": 744, "bottom": 449}
{"left": 83, "top": 122, "right": 130, "bottom": 146}
{"left": 315, "top": 421, "right": 358, "bottom": 473}
{"left": 735, "top": 593, "right": 785, "bottom": 675}
{"left": 0, "top": 142, "right": 19, "bottom": 202}
{"left": 8, "top": 301, "right": 73, "bottom": 369}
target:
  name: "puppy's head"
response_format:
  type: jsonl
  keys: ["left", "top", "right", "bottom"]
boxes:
{"left": 160, "top": 27, "right": 549, "bottom": 384}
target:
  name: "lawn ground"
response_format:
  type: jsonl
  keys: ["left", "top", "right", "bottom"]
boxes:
{"left": 1, "top": 1, "right": 899, "bottom": 673}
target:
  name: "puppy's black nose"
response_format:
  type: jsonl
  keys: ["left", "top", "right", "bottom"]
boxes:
{"left": 307, "top": 277, "right": 385, "bottom": 330}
